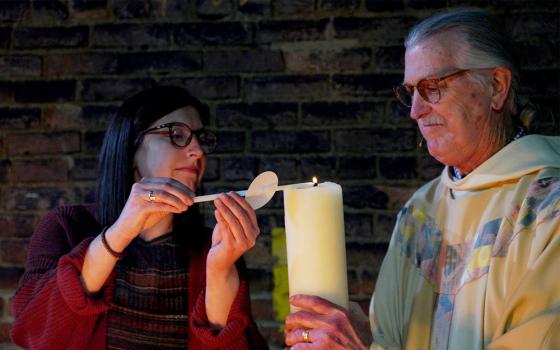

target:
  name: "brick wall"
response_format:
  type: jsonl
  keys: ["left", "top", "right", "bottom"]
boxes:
{"left": 0, "top": 0, "right": 558, "bottom": 348}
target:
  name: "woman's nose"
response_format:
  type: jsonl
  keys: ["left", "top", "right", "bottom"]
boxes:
{"left": 185, "top": 136, "right": 204, "bottom": 157}
{"left": 409, "top": 91, "right": 431, "bottom": 120}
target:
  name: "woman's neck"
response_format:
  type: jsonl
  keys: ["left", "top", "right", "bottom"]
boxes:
{"left": 139, "top": 215, "right": 173, "bottom": 242}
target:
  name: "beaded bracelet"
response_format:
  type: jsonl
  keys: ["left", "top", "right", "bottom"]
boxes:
{"left": 100, "top": 227, "right": 124, "bottom": 259}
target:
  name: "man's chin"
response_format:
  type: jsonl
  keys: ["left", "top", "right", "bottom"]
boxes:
{"left": 426, "top": 144, "right": 449, "bottom": 166}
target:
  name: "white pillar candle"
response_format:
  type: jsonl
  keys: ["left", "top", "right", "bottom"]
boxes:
{"left": 284, "top": 181, "right": 349, "bottom": 310}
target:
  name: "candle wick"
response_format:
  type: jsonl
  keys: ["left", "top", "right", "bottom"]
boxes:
{"left": 313, "top": 182, "right": 318, "bottom": 187}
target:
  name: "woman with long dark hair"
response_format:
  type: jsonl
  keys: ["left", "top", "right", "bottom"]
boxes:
{"left": 11, "top": 86, "right": 268, "bottom": 349}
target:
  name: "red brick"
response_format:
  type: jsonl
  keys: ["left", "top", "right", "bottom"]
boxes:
{"left": 0, "top": 240, "right": 28, "bottom": 265}
{"left": 14, "top": 26, "right": 88, "bottom": 49}
{"left": 174, "top": 22, "right": 253, "bottom": 46}
{"left": 333, "top": 17, "right": 415, "bottom": 44}
{"left": 12, "top": 159, "right": 70, "bottom": 182}
{"left": 284, "top": 47, "right": 371, "bottom": 73}
{"left": 250, "top": 130, "right": 329, "bottom": 153}
{"left": 256, "top": 322, "right": 284, "bottom": 348}
{"left": 0, "top": 82, "right": 11, "bottom": 103}
{"left": 119, "top": 51, "right": 201, "bottom": 74}
{"left": 244, "top": 239, "right": 274, "bottom": 267}
{"left": 0, "top": 55, "right": 41, "bottom": 78}
{"left": 7, "top": 132, "right": 80, "bottom": 156}
{"left": 256, "top": 20, "right": 328, "bottom": 43}
{"left": 0, "top": 2, "right": 29, "bottom": 22}
{"left": 334, "top": 128, "right": 416, "bottom": 153}
{"left": 91, "top": 23, "right": 171, "bottom": 48}
{"left": 44, "top": 52, "right": 118, "bottom": 77}
{"left": 73, "top": 0, "right": 110, "bottom": 19}
{"left": 223, "top": 157, "right": 258, "bottom": 181}
{"left": 3, "top": 186, "right": 80, "bottom": 211}
{"left": 71, "top": 157, "right": 98, "bottom": 180}
{"left": 205, "top": 49, "right": 283, "bottom": 73}
{"left": 360, "top": 269, "right": 376, "bottom": 296}
{"left": 32, "top": 1, "right": 69, "bottom": 22}
{"left": 245, "top": 75, "right": 330, "bottom": 102}
{"left": 113, "top": 0, "right": 150, "bottom": 19}
{"left": 0, "top": 159, "right": 9, "bottom": 183}
{"left": 375, "top": 185, "right": 418, "bottom": 210}
{"left": 348, "top": 269, "right": 360, "bottom": 295}
{"left": 250, "top": 298, "right": 274, "bottom": 321}
{"left": 0, "top": 321, "right": 12, "bottom": 343}
{"left": 0, "top": 268, "right": 24, "bottom": 290}
{"left": 197, "top": 0, "right": 233, "bottom": 18}
{"left": 215, "top": 103, "right": 297, "bottom": 128}
{"left": 160, "top": 76, "right": 239, "bottom": 100}
{"left": 7, "top": 296, "right": 15, "bottom": 318}
{"left": 273, "top": 0, "right": 314, "bottom": 16}
{"left": 44, "top": 105, "right": 115, "bottom": 131}
{"left": 0, "top": 108, "right": 41, "bottom": 129}
{"left": 302, "top": 101, "right": 383, "bottom": 126}
{"left": 13, "top": 80, "right": 76, "bottom": 103}
{"left": 80, "top": 78, "right": 154, "bottom": 102}
{"left": 0, "top": 214, "right": 38, "bottom": 238}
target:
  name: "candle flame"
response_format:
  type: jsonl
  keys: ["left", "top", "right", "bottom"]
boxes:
{"left": 312, "top": 176, "right": 318, "bottom": 186}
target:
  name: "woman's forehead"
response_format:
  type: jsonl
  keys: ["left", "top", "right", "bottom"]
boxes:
{"left": 150, "top": 105, "right": 202, "bottom": 128}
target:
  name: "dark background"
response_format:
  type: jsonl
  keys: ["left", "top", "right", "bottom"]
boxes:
{"left": 0, "top": 0, "right": 558, "bottom": 348}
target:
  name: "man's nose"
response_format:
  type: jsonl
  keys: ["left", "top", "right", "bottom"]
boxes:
{"left": 409, "top": 91, "right": 431, "bottom": 120}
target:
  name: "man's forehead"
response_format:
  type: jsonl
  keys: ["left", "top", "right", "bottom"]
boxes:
{"left": 403, "top": 36, "right": 461, "bottom": 82}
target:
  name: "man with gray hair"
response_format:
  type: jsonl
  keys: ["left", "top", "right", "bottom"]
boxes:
{"left": 284, "top": 9, "right": 560, "bottom": 350}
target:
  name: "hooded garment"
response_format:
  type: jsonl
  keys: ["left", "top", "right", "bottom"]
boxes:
{"left": 370, "top": 135, "right": 560, "bottom": 350}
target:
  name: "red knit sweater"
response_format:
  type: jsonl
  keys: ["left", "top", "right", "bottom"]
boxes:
{"left": 10, "top": 205, "right": 268, "bottom": 350}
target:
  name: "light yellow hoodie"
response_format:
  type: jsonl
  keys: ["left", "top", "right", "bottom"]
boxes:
{"left": 370, "top": 135, "right": 560, "bottom": 350}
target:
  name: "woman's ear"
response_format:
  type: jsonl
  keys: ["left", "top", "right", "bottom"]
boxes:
{"left": 490, "top": 67, "right": 512, "bottom": 112}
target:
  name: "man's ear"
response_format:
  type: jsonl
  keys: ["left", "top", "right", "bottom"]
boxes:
{"left": 490, "top": 66, "right": 512, "bottom": 112}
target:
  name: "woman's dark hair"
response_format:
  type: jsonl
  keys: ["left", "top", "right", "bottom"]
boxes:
{"left": 96, "top": 86, "right": 210, "bottom": 245}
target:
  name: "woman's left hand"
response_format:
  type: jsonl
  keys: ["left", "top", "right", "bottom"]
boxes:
{"left": 207, "top": 192, "right": 260, "bottom": 274}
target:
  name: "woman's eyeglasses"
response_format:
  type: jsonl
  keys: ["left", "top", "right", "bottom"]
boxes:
{"left": 137, "top": 122, "right": 217, "bottom": 154}
{"left": 394, "top": 68, "right": 483, "bottom": 107}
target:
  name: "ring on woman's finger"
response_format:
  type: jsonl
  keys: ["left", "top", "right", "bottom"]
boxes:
{"left": 302, "top": 329, "right": 311, "bottom": 343}
{"left": 147, "top": 190, "right": 156, "bottom": 202}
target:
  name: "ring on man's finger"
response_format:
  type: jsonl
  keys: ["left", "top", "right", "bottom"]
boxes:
{"left": 302, "top": 329, "right": 311, "bottom": 343}
{"left": 147, "top": 190, "right": 156, "bottom": 202}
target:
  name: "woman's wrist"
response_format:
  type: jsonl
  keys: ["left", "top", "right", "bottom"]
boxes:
{"left": 104, "top": 225, "right": 133, "bottom": 254}
{"left": 206, "top": 262, "right": 238, "bottom": 282}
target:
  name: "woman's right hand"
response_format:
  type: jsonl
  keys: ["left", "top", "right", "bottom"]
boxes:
{"left": 81, "top": 177, "right": 194, "bottom": 294}
{"left": 108, "top": 177, "right": 195, "bottom": 244}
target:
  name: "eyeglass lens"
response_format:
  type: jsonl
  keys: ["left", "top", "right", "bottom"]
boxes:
{"left": 169, "top": 124, "right": 216, "bottom": 153}
{"left": 395, "top": 81, "right": 441, "bottom": 107}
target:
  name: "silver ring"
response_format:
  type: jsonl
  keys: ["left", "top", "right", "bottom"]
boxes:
{"left": 302, "top": 329, "right": 310, "bottom": 343}
{"left": 148, "top": 190, "right": 156, "bottom": 202}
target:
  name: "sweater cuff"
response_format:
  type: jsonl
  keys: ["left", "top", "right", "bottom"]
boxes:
{"left": 57, "top": 237, "right": 115, "bottom": 316}
{"left": 190, "top": 278, "right": 251, "bottom": 348}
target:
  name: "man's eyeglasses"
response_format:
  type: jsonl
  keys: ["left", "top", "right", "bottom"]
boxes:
{"left": 137, "top": 122, "right": 217, "bottom": 154}
{"left": 394, "top": 69, "right": 481, "bottom": 107}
